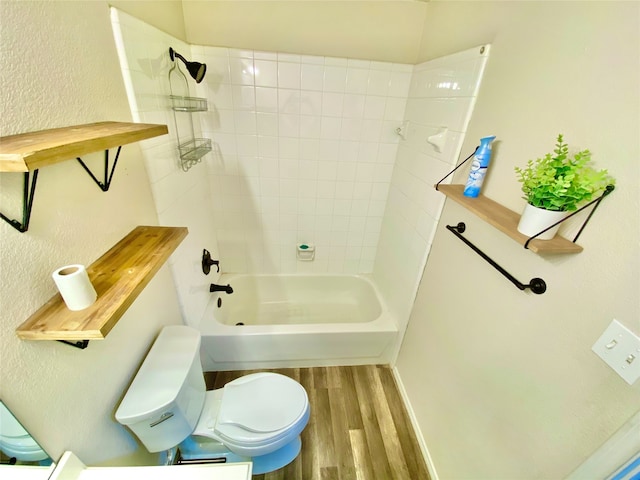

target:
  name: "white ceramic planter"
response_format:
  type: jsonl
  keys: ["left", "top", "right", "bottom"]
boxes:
{"left": 517, "top": 203, "right": 568, "bottom": 240}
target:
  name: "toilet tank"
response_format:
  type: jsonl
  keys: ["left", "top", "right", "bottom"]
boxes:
{"left": 115, "top": 326, "right": 206, "bottom": 452}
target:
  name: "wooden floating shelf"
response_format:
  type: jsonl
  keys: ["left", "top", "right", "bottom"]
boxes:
{"left": 16, "top": 225, "right": 188, "bottom": 342}
{"left": 437, "top": 184, "right": 583, "bottom": 254}
{"left": 0, "top": 121, "right": 168, "bottom": 172}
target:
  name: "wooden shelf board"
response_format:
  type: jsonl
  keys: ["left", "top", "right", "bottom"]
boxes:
{"left": 16, "top": 225, "right": 187, "bottom": 341}
{"left": 0, "top": 122, "right": 168, "bottom": 172}
{"left": 437, "top": 184, "right": 583, "bottom": 254}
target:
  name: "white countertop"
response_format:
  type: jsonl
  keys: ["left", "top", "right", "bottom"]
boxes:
{"left": 48, "top": 452, "right": 252, "bottom": 480}
{"left": 78, "top": 463, "right": 252, "bottom": 480}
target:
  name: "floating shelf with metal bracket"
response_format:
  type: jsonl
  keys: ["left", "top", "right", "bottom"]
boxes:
{"left": 0, "top": 121, "right": 168, "bottom": 232}
{"left": 16, "top": 225, "right": 187, "bottom": 348}
{"left": 435, "top": 148, "right": 613, "bottom": 254}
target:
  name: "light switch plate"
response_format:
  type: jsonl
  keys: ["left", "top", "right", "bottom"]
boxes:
{"left": 592, "top": 319, "right": 640, "bottom": 385}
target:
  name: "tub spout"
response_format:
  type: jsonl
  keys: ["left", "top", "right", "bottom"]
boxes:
{"left": 210, "top": 283, "right": 233, "bottom": 294}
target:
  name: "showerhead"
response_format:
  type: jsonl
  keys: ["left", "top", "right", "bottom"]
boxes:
{"left": 169, "top": 47, "right": 207, "bottom": 83}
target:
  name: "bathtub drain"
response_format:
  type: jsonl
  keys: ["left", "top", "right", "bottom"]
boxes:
{"left": 235, "top": 322, "right": 244, "bottom": 326}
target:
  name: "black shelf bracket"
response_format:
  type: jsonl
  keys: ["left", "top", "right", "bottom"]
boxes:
{"left": 447, "top": 222, "right": 547, "bottom": 295}
{"left": 1, "top": 145, "right": 126, "bottom": 233}
{"left": 435, "top": 146, "right": 478, "bottom": 191}
{"left": 0, "top": 170, "right": 39, "bottom": 233}
{"left": 76, "top": 146, "right": 122, "bottom": 192}
{"left": 57, "top": 339, "right": 90, "bottom": 349}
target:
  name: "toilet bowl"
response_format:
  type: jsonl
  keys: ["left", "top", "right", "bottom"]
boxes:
{"left": 115, "top": 325, "right": 309, "bottom": 474}
{"left": 0, "top": 403, "right": 49, "bottom": 462}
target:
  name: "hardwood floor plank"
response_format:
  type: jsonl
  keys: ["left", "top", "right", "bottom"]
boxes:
{"left": 301, "top": 401, "right": 319, "bottom": 480}
{"left": 203, "top": 371, "right": 217, "bottom": 390}
{"left": 368, "top": 366, "right": 411, "bottom": 480}
{"left": 314, "top": 387, "right": 337, "bottom": 468}
{"left": 321, "top": 466, "right": 340, "bottom": 480}
{"left": 349, "top": 429, "right": 376, "bottom": 480}
{"left": 352, "top": 366, "right": 393, "bottom": 480}
{"left": 377, "top": 366, "right": 431, "bottom": 480}
{"left": 313, "top": 366, "right": 328, "bottom": 388}
{"left": 340, "top": 366, "right": 364, "bottom": 430}
{"left": 326, "top": 366, "right": 342, "bottom": 388}
{"left": 299, "top": 366, "right": 315, "bottom": 391}
{"left": 280, "top": 451, "right": 302, "bottom": 479}
{"left": 328, "top": 386, "right": 357, "bottom": 480}
{"left": 263, "top": 466, "right": 284, "bottom": 480}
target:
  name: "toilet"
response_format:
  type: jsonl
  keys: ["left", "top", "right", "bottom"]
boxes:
{"left": 115, "top": 325, "right": 310, "bottom": 474}
{"left": 0, "top": 403, "right": 49, "bottom": 463}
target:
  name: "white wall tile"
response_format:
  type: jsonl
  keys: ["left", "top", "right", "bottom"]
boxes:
{"left": 279, "top": 89, "right": 301, "bottom": 114}
{"left": 201, "top": 48, "right": 411, "bottom": 275}
{"left": 256, "top": 112, "right": 279, "bottom": 136}
{"left": 229, "top": 58, "right": 255, "bottom": 85}
{"left": 254, "top": 60, "right": 278, "bottom": 87}
{"left": 301, "top": 64, "right": 324, "bottom": 91}
{"left": 324, "top": 66, "right": 347, "bottom": 92}
{"left": 342, "top": 94, "right": 366, "bottom": 118}
{"left": 346, "top": 68, "right": 369, "bottom": 94}
{"left": 255, "top": 87, "right": 278, "bottom": 113}
{"left": 367, "top": 70, "right": 391, "bottom": 96}
{"left": 278, "top": 62, "right": 301, "bottom": 89}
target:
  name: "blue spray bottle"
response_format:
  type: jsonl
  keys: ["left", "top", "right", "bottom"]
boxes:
{"left": 463, "top": 135, "right": 496, "bottom": 198}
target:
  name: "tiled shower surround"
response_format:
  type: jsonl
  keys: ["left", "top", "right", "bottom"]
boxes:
{"left": 193, "top": 46, "right": 412, "bottom": 273}
{"left": 112, "top": 8, "right": 487, "bottom": 332}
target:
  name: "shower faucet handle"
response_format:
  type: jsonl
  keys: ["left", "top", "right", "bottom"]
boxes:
{"left": 202, "top": 249, "right": 219, "bottom": 275}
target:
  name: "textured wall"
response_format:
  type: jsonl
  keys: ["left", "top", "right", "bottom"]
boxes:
{"left": 0, "top": 1, "right": 182, "bottom": 465}
{"left": 396, "top": 2, "right": 640, "bottom": 478}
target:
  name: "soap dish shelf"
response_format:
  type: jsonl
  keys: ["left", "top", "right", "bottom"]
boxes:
{"left": 169, "top": 95, "right": 208, "bottom": 112}
{"left": 178, "top": 138, "right": 212, "bottom": 164}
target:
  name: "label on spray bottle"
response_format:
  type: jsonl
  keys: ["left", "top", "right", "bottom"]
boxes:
{"left": 463, "top": 159, "right": 487, "bottom": 198}
{"left": 463, "top": 135, "right": 496, "bottom": 198}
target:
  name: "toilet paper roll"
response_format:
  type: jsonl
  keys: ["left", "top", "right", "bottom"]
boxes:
{"left": 52, "top": 264, "right": 97, "bottom": 311}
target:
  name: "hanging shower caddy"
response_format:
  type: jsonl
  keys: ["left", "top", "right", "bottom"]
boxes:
{"left": 168, "top": 53, "right": 211, "bottom": 172}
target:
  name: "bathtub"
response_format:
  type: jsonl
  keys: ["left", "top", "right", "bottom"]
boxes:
{"left": 198, "top": 274, "right": 398, "bottom": 370}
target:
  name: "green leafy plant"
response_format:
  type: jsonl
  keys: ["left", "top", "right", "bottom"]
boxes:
{"left": 514, "top": 134, "right": 615, "bottom": 212}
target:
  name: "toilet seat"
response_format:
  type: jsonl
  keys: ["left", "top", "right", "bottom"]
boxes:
{"left": 214, "top": 373, "right": 309, "bottom": 447}
{"left": 188, "top": 372, "right": 310, "bottom": 456}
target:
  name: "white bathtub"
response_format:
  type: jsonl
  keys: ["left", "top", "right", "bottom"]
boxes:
{"left": 198, "top": 274, "right": 398, "bottom": 370}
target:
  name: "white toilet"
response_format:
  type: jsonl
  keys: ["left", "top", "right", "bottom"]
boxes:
{"left": 0, "top": 402, "right": 49, "bottom": 463}
{"left": 115, "top": 325, "right": 310, "bottom": 474}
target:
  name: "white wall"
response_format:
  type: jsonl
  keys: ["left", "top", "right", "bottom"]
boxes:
{"left": 396, "top": 2, "right": 640, "bottom": 478}
{"left": 196, "top": 47, "right": 411, "bottom": 274}
{"left": 181, "top": 0, "right": 427, "bottom": 64}
{"left": 0, "top": 1, "right": 184, "bottom": 466}
{"left": 373, "top": 45, "right": 489, "bottom": 335}
{"left": 111, "top": 9, "right": 220, "bottom": 327}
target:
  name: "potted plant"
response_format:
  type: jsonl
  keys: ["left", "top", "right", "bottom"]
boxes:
{"left": 514, "top": 134, "right": 615, "bottom": 239}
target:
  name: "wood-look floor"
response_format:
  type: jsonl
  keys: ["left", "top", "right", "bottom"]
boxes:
{"left": 204, "top": 365, "right": 431, "bottom": 480}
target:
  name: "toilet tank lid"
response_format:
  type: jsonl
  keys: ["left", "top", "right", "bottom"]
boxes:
{"left": 115, "top": 325, "right": 201, "bottom": 424}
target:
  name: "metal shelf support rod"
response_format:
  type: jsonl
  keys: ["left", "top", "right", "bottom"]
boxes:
{"left": 0, "top": 170, "right": 39, "bottom": 233}
{"left": 76, "top": 146, "right": 122, "bottom": 192}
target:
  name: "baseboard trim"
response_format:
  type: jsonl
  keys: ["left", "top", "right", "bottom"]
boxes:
{"left": 392, "top": 366, "right": 439, "bottom": 480}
